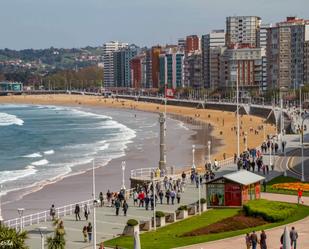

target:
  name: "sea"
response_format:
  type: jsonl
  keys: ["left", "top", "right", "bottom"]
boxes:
{"left": 0, "top": 104, "right": 197, "bottom": 201}
{"left": 0, "top": 104, "right": 137, "bottom": 196}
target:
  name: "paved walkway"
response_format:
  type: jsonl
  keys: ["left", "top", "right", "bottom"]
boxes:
{"left": 24, "top": 182, "right": 205, "bottom": 249}
{"left": 177, "top": 194, "right": 309, "bottom": 249}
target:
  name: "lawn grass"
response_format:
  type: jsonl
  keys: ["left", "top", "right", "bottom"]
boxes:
{"left": 266, "top": 176, "right": 309, "bottom": 196}
{"left": 104, "top": 202, "right": 309, "bottom": 249}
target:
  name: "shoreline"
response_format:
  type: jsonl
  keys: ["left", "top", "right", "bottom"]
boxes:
{"left": 0, "top": 94, "right": 275, "bottom": 219}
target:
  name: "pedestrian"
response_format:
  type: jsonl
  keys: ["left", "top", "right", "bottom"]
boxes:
{"left": 75, "top": 204, "right": 81, "bottom": 221}
{"left": 250, "top": 231, "right": 258, "bottom": 249}
{"left": 106, "top": 190, "right": 112, "bottom": 207}
{"left": 133, "top": 190, "right": 138, "bottom": 206}
{"left": 99, "top": 192, "right": 104, "bottom": 207}
{"left": 84, "top": 204, "right": 90, "bottom": 221}
{"left": 260, "top": 230, "right": 267, "bottom": 249}
{"left": 297, "top": 188, "right": 304, "bottom": 204}
{"left": 158, "top": 190, "right": 164, "bottom": 204}
{"left": 123, "top": 200, "right": 128, "bottom": 216}
{"left": 181, "top": 171, "right": 186, "bottom": 182}
{"left": 263, "top": 180, "right": 267, "bottom": 192}
{"left": 50, "top": 204, "right": 56, "bottom": 221}
{"left": 138, "top": 191, "right": 145, "bottom": 207}
{"left": 99, "top": 242, "right": 105, "bottom": 249}
{"left": 165, "top": 189, "right": 170, "bottom": 204}
{"left": 245, "top": 233, "right": 251, "bottom": 249}
{"left": 87, "top": 222, "right": 92, "bottom": 242}
{"left": 170, "top": 190, "right": 176, "bottom": 205}
{"left": 82, "top": 225, "right": 88, "bottom": 242}
{"left": 290, "top": 226, "right": 298, "bottom": 249}
{"left": 145, "top": 194, "right": 150, "bottom": 210}
{"left": 176, "top": 190, "right": 181, "bottom": 204}
{"left": 115, "top": 199, "right": 121, "bottom": 216}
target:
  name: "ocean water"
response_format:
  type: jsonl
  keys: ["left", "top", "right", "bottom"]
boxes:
{"left": 0, "top": 104, "right": 136, "bottom": 195}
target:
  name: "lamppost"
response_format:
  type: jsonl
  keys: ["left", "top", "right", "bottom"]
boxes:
{"left": 121, "top": 161, "right": 126, "bottom": 190}
{"left": 269, "top": 138, "right": 273, "bottom": 170}
{"left": 37, "top": 227, "right": 47, "bottom": 249}
{"left": 17, "top": 208, "right": 25, "bottom": 231}
{"left": 198, "top": 175, "right": 201, "bottom": 215}
{"left": 151, "top": 172, "right": 156, "bottom": 231}
{"left": 192, "top": 145, "right": 196, "bottom": 171}
{"left": 301, "top": 114, "right": 309, "bottom": 182}
{"left": 299, "top": 84, "right": 304, "bottom": 119}
{"left": 207, "top": 141, "right": 211, "bottom": 164}
{"left": 92, "top": 160, "right": 97, "bottom": 249}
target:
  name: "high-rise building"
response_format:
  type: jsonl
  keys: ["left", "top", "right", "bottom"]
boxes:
{"left": 177, "top": 38, "right": 186, "bottom": 51}
{"left": 267, "top": 17, "right": 309, "bottom": 89}
{"left": 226, "top": 16, "right": 261, "bottom": 48}
{"left": 201, "top": 30, "right": 226, "bottom": 89}
{"left": 185, "top": 35, "right": 200, "bottom": 54}
{"left": 103, "top": 41, "right": 128, "bottom": 87}
{"left": 145, "top": 46, "right": 162, "bottom": 88}
{"left": 219, "top": 47, "right": 264, "bottom": 90}
{"left": 258, "top": 24, "right": 271, "bottom": 91}
{"left": 159, "top": 49, "right": 184, "bottom": 89}
{"left": 130, "top": 53, "right": 146, "bottom": 89}
{"left": 305, "top": 41, "right": 309, "bottom": 85}
{"left": 184, "top": 52, "right": 203, "bottom": 88}
{"left": 113, "top": 44, "right": 140, "bottom": 88}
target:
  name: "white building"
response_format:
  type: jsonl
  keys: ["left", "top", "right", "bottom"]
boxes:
{"left": 103, "top": 41, "right": 128, "bottom": 87}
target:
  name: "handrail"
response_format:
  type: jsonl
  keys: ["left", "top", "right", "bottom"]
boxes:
{"left": 4, "top": 188, "right": 135, "bottom": 229}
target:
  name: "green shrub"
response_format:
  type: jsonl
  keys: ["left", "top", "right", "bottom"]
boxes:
{"left": 126, "top": 219, "right": 139, "bottom": 226}
{"left": 200, "top": 198, "right": 207, "bottom": 204}
{"left": 155, "top": 211, "right": 165, "bottom": 218}
{"left": 243, "top": 199, "right": 297, "bottom": 222}
{"left": 177, "top": 205, "right": 188, "bottom": 211}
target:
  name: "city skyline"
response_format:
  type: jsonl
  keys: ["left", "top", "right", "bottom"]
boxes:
{"left": 1, "top": 0, "right": 309, "bottom": 50}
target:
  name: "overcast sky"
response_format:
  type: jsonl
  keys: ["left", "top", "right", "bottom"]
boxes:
{"left": 0, "top": 0, "right": 308, "bottom": 50}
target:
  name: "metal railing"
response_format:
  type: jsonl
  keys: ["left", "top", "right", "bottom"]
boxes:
{"left": 4, "top": 188, "right": 135, "bottom": 230}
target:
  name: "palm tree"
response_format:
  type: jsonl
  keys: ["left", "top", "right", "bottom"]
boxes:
{"left": 46, "top": 219, "right": 66, "bottom": 249}
{"left": 0, "top": 224, "right": 28, "bottom": 249}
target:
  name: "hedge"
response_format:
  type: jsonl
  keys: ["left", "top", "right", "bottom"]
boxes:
{"left": 243, "top": 199, "right": 297, "bottom": 222}
{"left": 155, "top": 211, "right": 165, "bottom": 218}
{"left": 127, "top": 219, "right": 139, "bottom": 226}
{"left": 178, "top": 205, "right": 188, "bottom": 211}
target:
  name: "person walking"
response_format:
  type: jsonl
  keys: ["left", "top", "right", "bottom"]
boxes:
{"left": 87, "top": 222, "right": 92, "bottom": 242}
{"left": 123, "top": 200, "right": 128, "bottom": 216}
{"left": 165, "top": 189, "right": 170, "bottom": 204}
{"left": 82, "top": 225, "right": 88, "bottom": 242}
{"left": 99, "top": 192, "right": 104, "bottom": 207}
{"left": 170, "top": 190, "right": 176, "bottom": 205}
{"left": 75, "top": 204, "right": 81, "bottom": 221}
{"left": 260, "top": 230, "right": 267, "bottom": 249}
{"left": 158, "top": 190, "right": 164, "bottom": 204}
{"left": 245, "top": 233, "right": 251, "bottom": 249}
{"left": 250, "top": 231, "right": 258, "bottom": 249}
{"left": 297, "top": 188, "right": 304, "bottom": 204}
{"left": 115, "top": 199, "right": 121, "bottom": 216}
{"left": 176, "top": 190, "right": 181, "bottom": 204}
{"left": 84, "top": 204, "right": 90, "bottom": 221}
{"left": 290, "top": 226, "right": 298, "bottom": 249}
{"left": 133, "top": 190, "right": 138, "bottom": 206}
{"left": 50, "top": 204, "right": 56, "bottom": 221}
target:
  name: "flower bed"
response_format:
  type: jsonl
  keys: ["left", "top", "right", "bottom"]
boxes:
{"left": 272, "top": 182, "right": 309, "bottom": 192}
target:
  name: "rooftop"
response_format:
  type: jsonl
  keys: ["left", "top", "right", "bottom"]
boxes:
{"left": 223, "top": 170, "right": 265, "bottom": 185}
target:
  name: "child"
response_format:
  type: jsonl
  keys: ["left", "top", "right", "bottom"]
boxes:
{"left": 82, "top": 225, "right": 87, "bottom": 242}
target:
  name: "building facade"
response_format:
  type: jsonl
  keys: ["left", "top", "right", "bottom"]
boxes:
{"left": 267, "top": 17, "right": 309, "bottom": 89}
{"left": 226, "top": 16, "right": 261, "bottom": 48}
{"left": 130, "top": 53, "right": 147, "bottom": 89}
{"left": 184, "top": 52, "right": 203, "bottom": 88}
{"left": 103, "top": 41, "right": 128, "bottom": 87}
{"left": 159, "top": 49, "right": 184, "bottom": 89}
{"left": 113, "top": 44, "right": 140, "bottom": 88}
{"left": 201, "top": 30, "right": 226, "bottom": 89}
{"left": 185, "top": 35, "right": 200, "bottom": 54}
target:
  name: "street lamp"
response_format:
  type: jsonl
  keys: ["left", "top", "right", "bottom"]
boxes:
{"left": 301, "top": 114, "right": 309, "bottom": 182}
{"left": 17, "top": 208, "right": 25, "bottom": 231}
{"left": 299, "top": 84, "right": 304, "bottom": 119}
{"left": 121, "top": 161, "right": 126, "bottom": 190}
{"left": 37, "top": 227, "right": 47, "bottom": 249}
{"left": 192, "top": 145, "right": 196, "bottom": 171}
{"left": 151, "top": 172, "right": 156, "bottom": 231}
{"left": 92, "top": 160, "right": 97, "bottom": 249}
{"left": 198, "top": 175, "right": 201, "bottom": 215}
{"left": 207, "top": 141, "right": 211, "bottom": 164}
{"left": 269, "top": 138, "right": 273, "bottom": 170}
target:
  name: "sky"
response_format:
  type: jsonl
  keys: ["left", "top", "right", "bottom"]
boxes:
{"left": 0, "top": 0, "right": 309, "bottom": 50}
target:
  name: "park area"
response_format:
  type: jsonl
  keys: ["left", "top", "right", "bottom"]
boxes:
{"left": 105, "top": 199, "right": 309, "bottom": 249}
{"left": 266, "top": 176, "right": 309, "bottom": 196}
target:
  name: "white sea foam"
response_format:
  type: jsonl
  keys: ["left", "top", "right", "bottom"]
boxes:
{"left": 44, "top": 150, "right": 55, "bottom": 155}
{"left": 0, "top": 112, "right": 24, "bottom": 126}
{"left": 0, "top": 166, "right": 37, "bottom": 184}
{"left": 31, "top": 159, "right": 49, "bottom": 166}
{"left": 23, "top": 152, "right": 42, "bottom": 158}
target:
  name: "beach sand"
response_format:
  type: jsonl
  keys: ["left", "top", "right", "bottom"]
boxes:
{"left": 0, "top": 94, "right": 275, "bottom": 219}
{"left": 0, "top": 94, "right": 276, "bottom": 160}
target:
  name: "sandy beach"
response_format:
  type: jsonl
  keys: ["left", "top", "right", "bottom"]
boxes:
{"left": 0, "top": 94, "right": 275, "bottom": 219}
